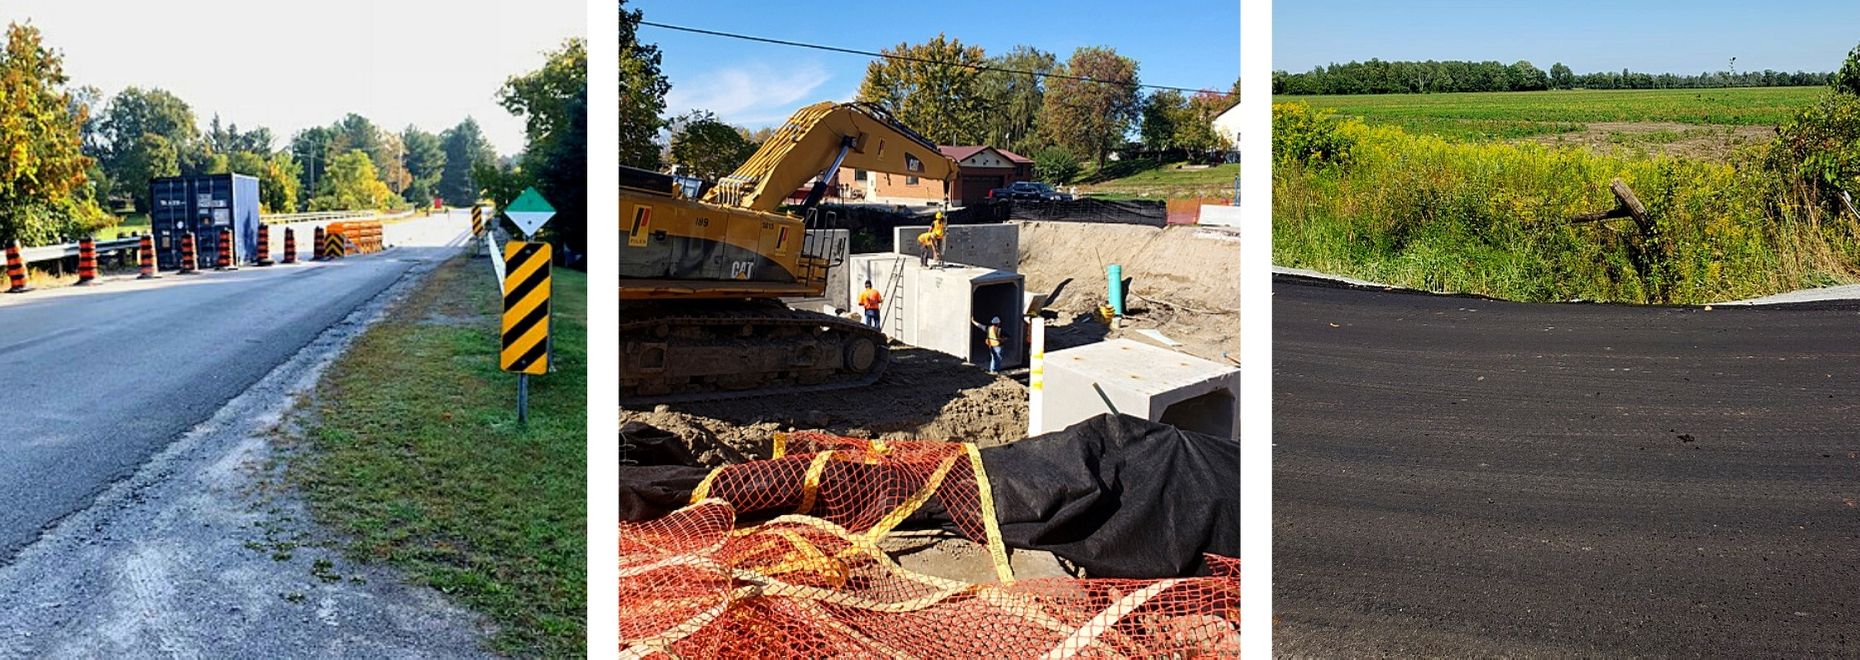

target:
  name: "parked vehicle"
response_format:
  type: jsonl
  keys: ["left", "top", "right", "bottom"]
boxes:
{"left": 987, "top": 181, "right": 1071, "bottom": 202}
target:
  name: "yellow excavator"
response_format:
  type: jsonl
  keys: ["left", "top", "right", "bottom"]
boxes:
{"left": 621, "top": 101, "right": 957, "bottom": 403}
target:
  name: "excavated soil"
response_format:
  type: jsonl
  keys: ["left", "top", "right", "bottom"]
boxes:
{"left": 1016, "top": 221, "right": 1240, "bottom": 363}
{"left": 620, "top": 347, "right": 1029, "bottom": 466}
{"left": 620, "top": 221, "right": 1240, "bottom": 465}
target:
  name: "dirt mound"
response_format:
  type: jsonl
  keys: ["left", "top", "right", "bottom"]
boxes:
{"left": 621, "top": 348, "right": 1030, "bottom": 466}
{"left": 1016, "top": 221, "right": 1240, "bottom": 362}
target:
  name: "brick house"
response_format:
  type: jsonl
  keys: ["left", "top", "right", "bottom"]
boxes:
{"left": 832, "top": 145, "right": 1034, "bottom": 207}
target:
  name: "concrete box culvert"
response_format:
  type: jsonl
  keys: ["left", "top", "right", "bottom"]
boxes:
{"left": 893, "top": 223, "right": 1020, "bottom": 273}
{"left": 1035, "top": 338, "right": 1240, "bottom": 441}
{"left": 846, "top": 254, "right": 1026, "bottom": 369}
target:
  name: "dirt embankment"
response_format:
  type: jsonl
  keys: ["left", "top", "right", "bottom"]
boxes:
{"left": 1016, "top": 221, "right": 1240, "bottom": 362}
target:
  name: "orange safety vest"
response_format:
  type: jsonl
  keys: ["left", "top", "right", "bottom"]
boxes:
{"left": 986, "top": 325, "right": 1001, "bottom": 347}
{"left": 859, "top": 288, "right": 883, "bottom": 310}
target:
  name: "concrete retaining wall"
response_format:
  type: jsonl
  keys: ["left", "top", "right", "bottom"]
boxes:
{"left": 893, "top": 223, "right": 1020, "bottom": 273}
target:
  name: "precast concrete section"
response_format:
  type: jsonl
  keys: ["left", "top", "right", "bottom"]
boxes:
{"left": 1035, "top": 338, "right": 1240, "bottom": 440}
{"left": 894, "top": 223, "right": 1020, "bottom": 273}
{"left": 847, "top": 254, "right": 1025, "bottom": 368}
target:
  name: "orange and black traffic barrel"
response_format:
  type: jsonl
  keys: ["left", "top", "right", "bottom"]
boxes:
{"left": 180, "top": 232, "right": 198, "bottom": 274}
{"left": 216, "top": 227, "right": 234, "bottom": 270}
{"left": 5, "top": 241, "right": 29, "bottom": 293}
{"left": 137, "top": 233, "right": 158, "bottom": 279}
{"left": 312, "top": 226, "right": 326, "bottom": 261}
{"left": 256, "top": 224, "right": 274, "bottom": 266}
{"left": 282, "top": 227, "right": 297, "bottom": 264}
{"left": 76, "top": 236, "right": 98, "bottom": 285}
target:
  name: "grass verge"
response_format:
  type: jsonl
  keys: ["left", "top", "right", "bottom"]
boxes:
{"left": 288, "top": 252, "right": 587, "bottom": 656}
{"left": 1077, "top": 160, "right": 1239, "bottom": 199}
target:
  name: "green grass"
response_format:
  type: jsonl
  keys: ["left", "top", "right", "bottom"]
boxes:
{"left": 1276, "top": 87, "right": 1826, "bottom": 140}
{"left": 289, "top": 253, "right": 587, "bottom": 656}
{"left": 1077, "top": 160, "right": 1239, "bottom": 199}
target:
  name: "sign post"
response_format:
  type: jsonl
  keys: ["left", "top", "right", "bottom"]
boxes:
{"left": 497, "top": 187, "right": 556, "bottom": 423}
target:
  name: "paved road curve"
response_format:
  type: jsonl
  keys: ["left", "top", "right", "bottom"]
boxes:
{"left": 0, "top": 212, "right": 470, "bottom": 562}
{"left": 1274, "top": 275, "right": 1860, "bottom": 656}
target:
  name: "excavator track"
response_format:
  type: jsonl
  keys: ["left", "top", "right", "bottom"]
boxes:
{"left": 620, "top": 301, "right": 891, "bottom": 405}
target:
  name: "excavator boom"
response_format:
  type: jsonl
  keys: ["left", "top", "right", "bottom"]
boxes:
{"left": 703, "top": 101, "right": 957, "bottom": 212}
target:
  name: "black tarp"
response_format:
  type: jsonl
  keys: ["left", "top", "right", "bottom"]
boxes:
{"left": 617, "top": 414, "right": 1239, "bottom": 579}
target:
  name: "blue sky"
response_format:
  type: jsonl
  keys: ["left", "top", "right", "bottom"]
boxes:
{"left": 1277, "top": 1, "right": 1860, "bottom": 75}
{"left": 633, "top": 0, "right": 1240, "bottom": 130}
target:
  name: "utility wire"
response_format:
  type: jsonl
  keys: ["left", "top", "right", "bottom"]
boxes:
{"left": 639, "top": 20, "right": 1235, "bottom": 97}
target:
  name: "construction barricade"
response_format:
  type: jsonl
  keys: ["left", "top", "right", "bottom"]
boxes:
{"left": 323, "top": 221, "right": 385, "bottom": 259}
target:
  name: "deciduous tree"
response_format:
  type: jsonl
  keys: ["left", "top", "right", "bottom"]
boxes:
{"left": 438, "top": 118, "right": 495, "bottom": 204}
{"left": 499, "top": 38, "right": 586, "bottom": 260}
{"left": 979, "top": 45, "right": 1055, "bottom": 153}
{"left": 1039, "top": 47, "right": 1142, "bottom": 166}
{"left": 621, "top": 0, "right": 669, "bottom": 170}
{"left": 308, "top": 149, "right": 395, "bottom": 211}
{"left": 400, "top": 126, "right": 446, "bottom": 205}
{"left": 857, "top": 34, "right": 990, "bottom": 145}
{"left": 0, "top": 23, "right": 105, "bottom": 244}
{"left": 667, "top": 110, "right": 757, "bottom": 180}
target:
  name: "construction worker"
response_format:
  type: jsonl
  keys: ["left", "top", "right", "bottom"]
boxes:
{"left": 858, "top": 280, "right": 884, "bottom": 328}
{"left": 971, "top": 316, "right": 1004, "bottom": 373}
{"left": 917, "top": 211, "right": 947, "bottom": 268}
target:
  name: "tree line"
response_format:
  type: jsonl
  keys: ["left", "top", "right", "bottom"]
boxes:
{"left": 0, "top": 21, "right": 508, "bottom": 246}
{"left": 621, "top": 3, "right": 1237, "bottom": 186}
{"left": 1274, "top": 59, "right": 1835, "bottom": 95}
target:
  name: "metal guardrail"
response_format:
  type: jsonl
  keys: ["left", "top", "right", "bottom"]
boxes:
{"left": 20, "top": 236, "right": 144, "bottom": 265}
{"left": 18, "top": 209, "right": 424, "bottom": 265}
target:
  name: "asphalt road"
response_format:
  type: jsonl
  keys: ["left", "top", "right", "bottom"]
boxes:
{"left": 1273, "top": 275, "right": 1860, "bottom": 657}
{"left": 0, "top": 211, "right": 470, "bottom": 562}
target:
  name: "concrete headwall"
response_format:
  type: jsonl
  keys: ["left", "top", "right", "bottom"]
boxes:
{"left": 1199, "top": 205, "right": 1242, "bottom": 228}
{"left": 1035, "top": 338, "right": 1240, "bottom": 440}
{"left": 894, "top": 223, "right": 1020, "bottom": 273}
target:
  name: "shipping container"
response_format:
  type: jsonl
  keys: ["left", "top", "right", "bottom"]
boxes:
{"left": 148, "top": 174, "right": 261, "bottom": 271}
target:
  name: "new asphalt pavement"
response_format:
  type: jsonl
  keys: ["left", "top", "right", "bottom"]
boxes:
{"left": 1274, "top": 274, "right": 1860, "bottom": 656}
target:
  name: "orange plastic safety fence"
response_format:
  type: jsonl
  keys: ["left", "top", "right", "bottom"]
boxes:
{"left": 621, "top": 433, "right": 1240, "bottom": 658}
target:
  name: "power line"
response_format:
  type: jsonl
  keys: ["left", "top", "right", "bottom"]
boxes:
{"left": 638, "top": 20, "right": 1234, "bottom": 97}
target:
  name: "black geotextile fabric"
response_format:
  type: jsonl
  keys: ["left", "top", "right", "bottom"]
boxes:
{"left": 616, "top": 414, "right": 1239, "bottom": 578}
{"left": 619, "top": 422, "right": 710, "bottom": 522}
{"left": 1006, "top": 199, "right": 1167, "bottom": 227}
{"left": 970, "top": 414, "right": 1239, "bottom": 578}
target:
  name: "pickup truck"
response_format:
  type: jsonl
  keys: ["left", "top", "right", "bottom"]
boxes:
{"left": 987, "top": 181, "right": 1071, "bottom": 202}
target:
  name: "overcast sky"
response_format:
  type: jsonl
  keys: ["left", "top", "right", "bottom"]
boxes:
{"left": 3, "top": 0, "right": 582, "bottom": 155}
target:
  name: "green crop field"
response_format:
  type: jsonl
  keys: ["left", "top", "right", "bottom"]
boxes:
{"left": 1274, "top": 87, "right": 1826, "bottom": 141}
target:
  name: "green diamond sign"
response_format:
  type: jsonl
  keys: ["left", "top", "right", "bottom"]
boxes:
{"left": 505, "top": 187, "right": 556, "bottom": 237}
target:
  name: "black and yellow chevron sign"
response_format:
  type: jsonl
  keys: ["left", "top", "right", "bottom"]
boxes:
{"left": 322, "top": 231, "right": 344, "bottom": 259}
{"left": 500, "top": 241, "right": 551, "bottom": 375}
{"left": 471, "top": 204, "right": 484, "bottom": 236}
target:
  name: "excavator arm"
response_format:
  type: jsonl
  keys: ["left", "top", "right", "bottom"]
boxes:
{"left": 702, "top": 101, "right": 958, "bottom": 213}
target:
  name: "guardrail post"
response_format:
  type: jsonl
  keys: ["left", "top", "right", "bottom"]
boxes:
{"left": 256, "top": 224, "right": 274, "bottom": 266}
{"left": 5, "top": 241, "right": 29, "bottom": 293}
{"left": 76, "top": 236, "right": 98, "bottom": 285}
{"left": 282, "top": 228, "right": 297, "bottom": 264}
{"left": 137, "top": 234, "right": 159, "bottom": 279}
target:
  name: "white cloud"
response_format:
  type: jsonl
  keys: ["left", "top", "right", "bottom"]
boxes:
{"left": 664, "top": 62, "right": 832, "bottom": 127}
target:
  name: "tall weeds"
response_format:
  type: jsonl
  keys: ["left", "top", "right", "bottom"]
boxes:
{"left": 1273, "top": 101, "right": 1860, "bottom": 303}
